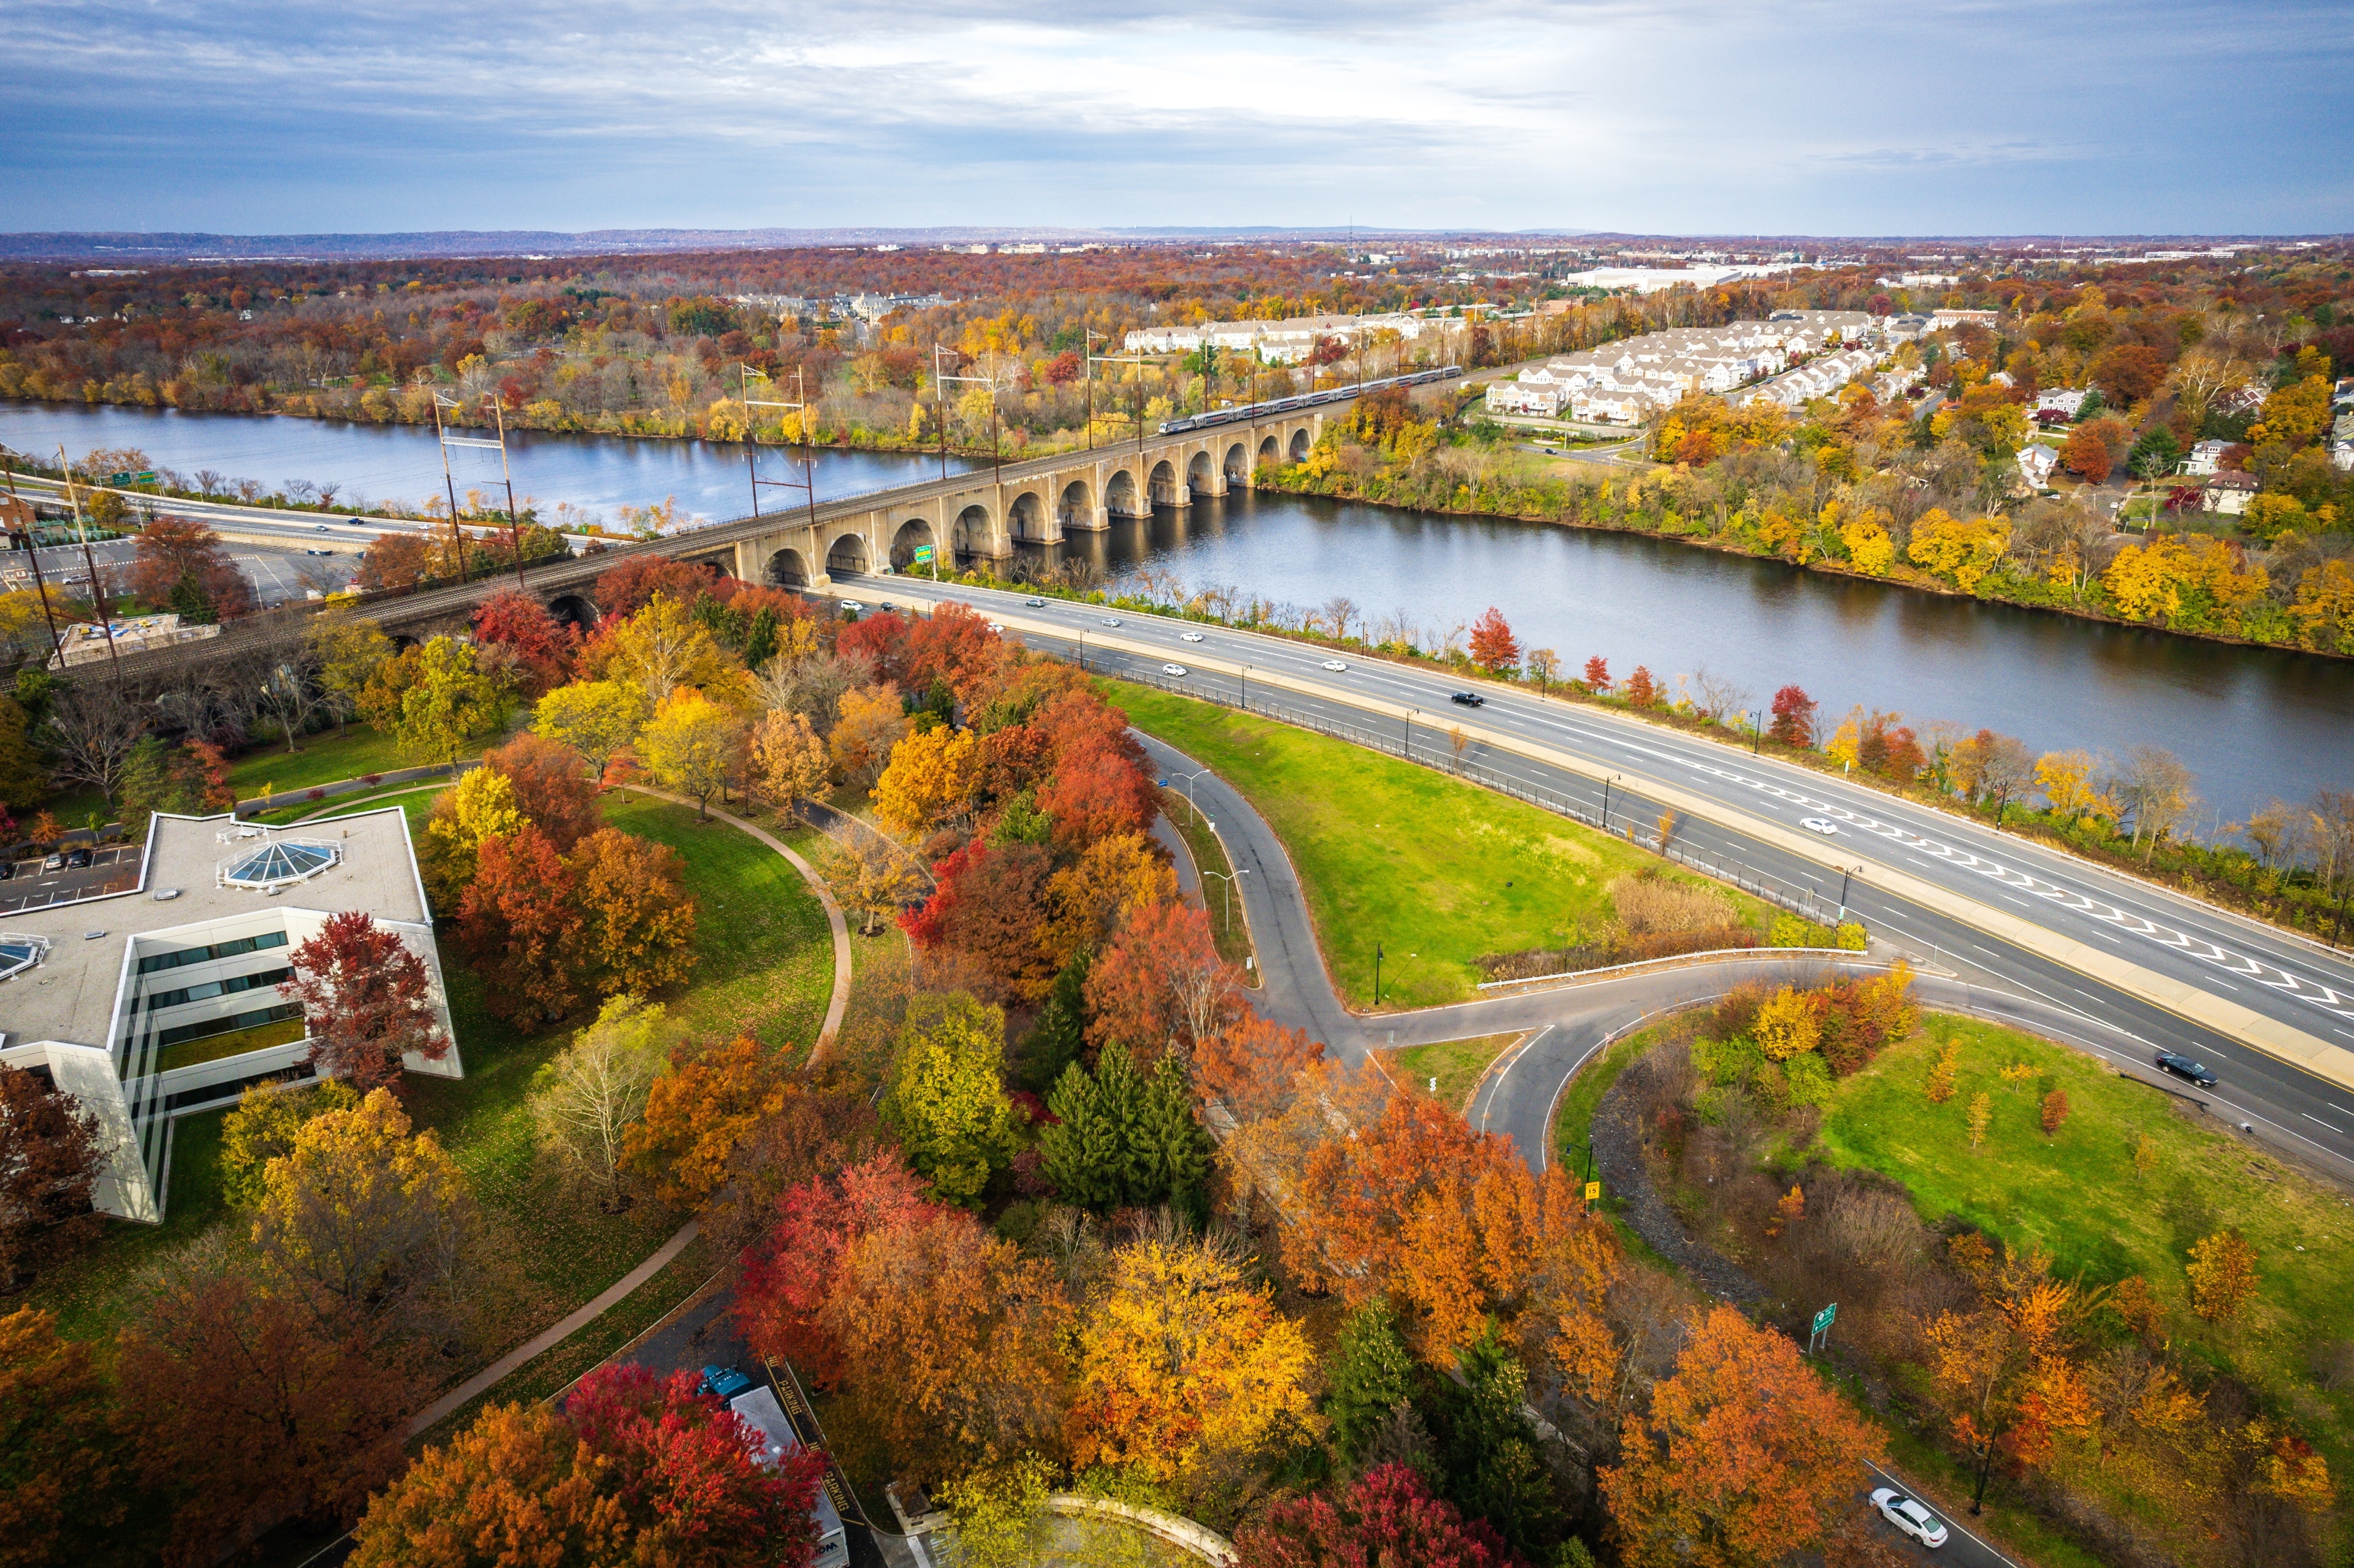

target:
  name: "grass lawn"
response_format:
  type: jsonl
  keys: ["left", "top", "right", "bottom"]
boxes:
{"left": 1817, "top": 1018, "right": 2354, "bottom": 1470}
{"left": 28, "top": 792, "right": 836, "bottom": 1388}
{"left": 1157, "top": 786, "right": 1257, "bottom": 981}
{"left": 1105, "top": 679, "right": 1767, "bottom": 1010}
{"left": 1391, "top": 1032, "right": 1520, "bottom": 1112}
{"left": 226, "top": 725, "right": 416, "bottom": 798}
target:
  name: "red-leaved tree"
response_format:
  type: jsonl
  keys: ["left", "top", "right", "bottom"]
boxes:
{"left": 482, "top": 731, "right": 602, "bottom": 851}
{"left": 280, "top": 911, "right": 449, "bottom": 1090}
{"left": 1195, "top": 1014, "right": 1325, "bottom": 1125}
{"left": 1769, "top": 684, "right": 1816, "bottom": 748}
{"left": 1583, "top": 655, "right": 1610, "bottom": 691}
{"left": 734, "top": 1149, "right": 937, "bottom": 1386}
{"left": 470, "top": 590, "right": 579, "bottom": 696}
{"left": 1084, "top": 898, "right": 1244, "bottom": 1063}
{"left": 0, "top": 1068, "right": 107, "bottom": 1288}
{"left": 899, "top": 840, "right": 1056, "bottom": 1004}
{"left": 593, "top": 557, "right": 723, "bottom": 620}
{"left": 455, "top": 825, "right": 582, "bottom": 1026}
{"left": 1236, "top": 1463, "right": 1511, "bottom": 1568}
{"left": 1467, "top": 607, "right": 1519, "bottom": 674}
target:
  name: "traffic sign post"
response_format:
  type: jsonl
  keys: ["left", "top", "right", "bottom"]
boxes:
{"left": 1583, "top": 1181, "right": 1601, "bottom": 1208}
{"left": 1809, "top": 1302, "right": 1837, "bottom": 1354}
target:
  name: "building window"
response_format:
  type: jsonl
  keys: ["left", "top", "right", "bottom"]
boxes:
{"left": 135, "top": 929, "right": 289, "bottom": 975}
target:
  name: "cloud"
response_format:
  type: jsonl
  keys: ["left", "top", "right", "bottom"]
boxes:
{"left": 2, "top": 0, "right": 2348, "bottom": 232}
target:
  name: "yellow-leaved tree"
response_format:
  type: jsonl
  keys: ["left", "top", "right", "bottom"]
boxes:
{"left": 748, "top": 707, "right": 831, "bottom": 812}
{"left": 1835, "top": 505, "right": 1897, "bottom": 576}
{"left": 419, "top": 764, "right": 525, "bottom": 911}
{"left": 1067, "top": 1234, "right": 1318, "bottom": 1488}
{"left": 584, "top": 594, "right": 750, "bottom": 708}
{"left": 1907, "top": 510, "right": 2012, "bottom": 595}
{"left": 829, "top": 683, "right": 910, "bottom": 793}
{"left": 534, "top": 679, "right": 651, "bottom": 780}
{"left": 882, "top": 993, "right": 1019, "bottom": 1206}
{"left": 870, "top": 726, "right": 983, "bottom": 838}
{"left": 636, "top": 687, "right": 747, "bottom": 818}
{"left": 2033, "top": 750, "right": 2112, "bottom": 826}
{"left": 1753, "top": 987, "right": 1823, "bottom": 1060}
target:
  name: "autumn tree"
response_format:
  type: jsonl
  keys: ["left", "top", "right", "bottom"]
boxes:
{"left": 1582, "top": 655, "right": 1610, "bottom": 692}
{"left": 531, "top": 994, "right": 666, "bottom": 1211}
{"left": 456, "top": 824, "right": 582, "bottom": 1022}
{"left": 305, "top": 605, "right": 392, "bottom": 735}
{"left": 2187, "top": 1228, "right": 2259, "bottom": 1323}
{"left": 1768, "top": 683, "right": 1816, "bottom": 748}
{"left": 1919, "top": 1238, "right": 2102, "bottom": 1514}
{"left": 2039, "top": 1088, "right": 2069, "bottom": 1136}
{"left": 469, "top": 588, "right": 577, "bottom": 696}
{"left": 355, "top": 531, "right": 431, "bottom": 592}
{"left": 280, "top": 910, "right": 451, "bottom": 1090}
{"left": 585, "top": 593, "right": 747, "bottom": 708}
{"left": 750, "top": 706, "right": 831, "bottom": 812}
{"left": 627, "top": 1034, "right": 790, "bottom": 1208}
{"left": 482, "top": 730, "right": 602, "bottom": 850}
{"left": 1039, "top": 831, "right": 1175, "bottom": 972}
{"left": 0, "top": 1066, "right": 106, "bottom": 1290}
{"left": 1601, "top": 1304, "right": 1884, "bottom": 1568}
{"left": 2059, "top": 424, "right": 2112, "bottom": 483}
{"left": 385, "top": 634, "right": 512, "bottom": 764}
{"left": 350, "top": 1364, "right": 826, "bottom": 1568}
{"left": 218, "top": 1077, "right": 360, "bottom": 1209}
{"left": 34, "top": 684, "right": 147, "bottom": 816}
{"left": 417, "top": 763, "right": 524, "bottom": 910}
{"left": 1068, "top": 1234, "right": 1317, "bottom": 1495}
{"left": 1525, "top": 647, "right": 1560, "bottom": 691}
{"left": 1623, "top": 664, "right": 1659, "bottom": 709}
{"left": 594, "top": 555, "right": 720, "bottom": 619}
{"left": 1467, "top": 607, "right": 1520, "bottom": 674}
{"left": 533, "top": 677, "right": 651, "bottom": 780}
{"left": 1083, "top": 897, "right": 1243, "bottom": 1063}
{"left": 1038, "top": 728, "right": 1159, "bottom": 853}
{"left": 829, "top": 682, "right": 912, "bottom": 791}
{"left": 130, "top": 516, "right": 253, "bottom": 622}
{"left": 884, "top": 992, "right": 1019, "bottom": 1206}
{"left": 0, "top": 1308, "right": 124, "bottom": 1567}
{"left": 120, "top": 1250, "right": 415, "bottom": 1562}
{"left": 734, "top": 1149, "right": 937, "bottom": 1385}
{"left": 901, "top": 840, "right": 1057, "bottom": 1004}
{"left": 872, "top": 725, "right": 983, "bottom": 837}
{"left": 1237, "top": 1464, "right": 1510, "bottom": 1568}
{"left": 638, "top": 685, "right": 747, "bottom": 818}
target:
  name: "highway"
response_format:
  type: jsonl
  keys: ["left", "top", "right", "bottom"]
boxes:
{"left": 838, "top": 573, "right": 2354, "bottom": 1182}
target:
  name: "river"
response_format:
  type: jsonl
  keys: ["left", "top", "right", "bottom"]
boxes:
{"left": 5, "top": 401, "right": 2346, "bottom": 823}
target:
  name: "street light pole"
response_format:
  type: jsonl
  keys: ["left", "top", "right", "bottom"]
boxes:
{"left": 1203, "top": 867, "right": 1251, "bottom": 933}
{"left": 1601, "top": 774, "right": 1620, "bottom": 832}
{"left": 1752, "top": 710, "right": 1763, "bottom": 755}
{"left": 1837, "top": 865, "right": 1861, "bottom": 923}
{"left": 1374, "top": 941, "right": 1383, "bottom": 1006}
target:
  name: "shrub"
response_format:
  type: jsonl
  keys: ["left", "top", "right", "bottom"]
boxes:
{"left": 2040, "top": 1088, "right": 2070, "bottom": 1135}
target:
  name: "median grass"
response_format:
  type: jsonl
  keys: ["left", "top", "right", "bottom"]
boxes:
{"left": 29, "top": 794, "right": 834, "bottom": 1376}
{"left": 1158, "top": 785, "right": 1257, "bottom": 980}
{"left": 1817, "top": 1018, "right": 2354, "bottom": 1475}
{"left": 1104, "top": 679, "right": 1768, "bottom": 1009}
{"left": 1391, "top": 1032, "right": 1521, "bottom": 1111}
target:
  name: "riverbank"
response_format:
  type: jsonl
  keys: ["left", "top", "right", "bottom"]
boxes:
{"left": 1254, "top": 457, "right": 2354, "bottom": 661}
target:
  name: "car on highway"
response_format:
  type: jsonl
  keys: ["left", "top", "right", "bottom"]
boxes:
{"left": 1100, "top": 617, "right": 1121, "bottom": 626}
{"left": 986, "top": 622, "right": 1005, "bottom": 633}
{"left": 1321, "top": 659, "right": 1347, "bottom": 672}
{"left": 305, "top": 548, "right": 335, "bottom": 555}
{"left": 64, "top": 848, "right": 93, "bottom": 869}
{"left": 1162, "top": 663, "right": 1188, "bottom": 677}
{"left": 0, "top": 861, "right": 15, "bottom": 881}
{"left": 1868, "top": 1488, "right": 1948, "bottom": 1549}
{"left": 1800, "top": 818, "right": 1841, "bottom": 837}
{"left": 1450, "top": 691, "right": 1484, "bottom": 707}
{"left": 2156, "top": 1051, "right": 2218, "bottom": 1088}
{"left": 1181, "top": 631, "right": 1205, "bottom": 642}
{"left": 838, "top": 599, "right": 860, "bottom": 612}
{"left": 315, "top": 522, "right": 330, "bottom": 531}
{"left": 1026, "top": 597, "right": 1046, "bottom": 607}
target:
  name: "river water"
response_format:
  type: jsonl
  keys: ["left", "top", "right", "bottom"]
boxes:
{"left": 5, "top": 401, "right": 2345, "bottom": 823}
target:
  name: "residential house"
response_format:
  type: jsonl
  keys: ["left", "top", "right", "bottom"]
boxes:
{"left": 2203, "top": 471, "right": 2260, "bottom": 515}
{"left": 1484, "top": 381, "right": 1566, "bottom": 417}
{"left": 2182, "top": 438, "right": 2232, "bottom": 476}
{"left": 2331, "top": 411, "right": 2353, "bottom": 471}
{"left": 2035, "top": 388, "right": 2088, "bottom": 419}
{"left": 2016, "top": 444, "right": 2060, "bottom": 489}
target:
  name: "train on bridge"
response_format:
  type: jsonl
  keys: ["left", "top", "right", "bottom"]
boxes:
{"left": 1153, "top": 365, "right": 1463, "bottom": 438}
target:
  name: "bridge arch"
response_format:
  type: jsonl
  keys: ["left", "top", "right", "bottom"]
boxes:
{"left": 1258, "top": 433, "right": 1279, "bottom": 467}
{"left": 1148, "top": 460, "right": 1179, "bottom": 508}
{"left": 1105, "top": 469, "right": 1139, "bottom": 517}
{"left": 1186, "top": 450, "right": 1214, "bottom": 494}
{"left": 1008, "top": 490, "right": 1049, "bottom": 544}
{"left": 547, "top": 592, "right": 600, "bottom": 632}
{"left": 1057, "top": 478, "right": 1092, "bottom": 530}
{"left": 825, "top": 532, "right": 871, "bottom": 577}
{"left": 889, "top": 519, "right": 936, "bottom": 571}
{"left": 1224, "top": 442, "right": 1249, "bottom": 484}
{"left": 951, "top": 503, "right": 992, "bottom": 560}
{"left": 764, "top": 548, "right": 810, "bottom": 588}
{"left": 1288, "top": 427, "right": 1311, "bottom": 462}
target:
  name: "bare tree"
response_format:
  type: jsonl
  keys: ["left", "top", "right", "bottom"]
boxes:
{"left": 1321, "top": 595, "right": 1359, "bottom": 644}
{"left": 1689, "top": 665, "right": 1751, "bottom": 723}
{"left": 529, "top": 999, "right": 663, "bottom": 1212}
{"left": 39, "top": 685, "right": 148, "bottom": 815}
{"left": 191, "top": 468, "right": 226, "bottom": 498}
{"left": 2309, "top": 789, "right": 2354, "bottom": 898}
{"left": 240, "top": 625, "right": 330, "bottom": 753}
{"left": 2235, "top": 801, "right": 2304, "bottom": 872}
{"left": 1978, "top": 733, "right": 2035, "bottom": 823}
{"left": 2109, "top": 745, "right": 2198, "bottom": 861}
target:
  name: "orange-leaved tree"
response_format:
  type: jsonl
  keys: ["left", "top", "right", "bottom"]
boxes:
{"left": 1468, "top": 607, "right": 1520, "bottom": 674}
{"left": 1601, "top": 1304, "right": 1884, "bottom": 1568}
{"left": 567, "top": 826, "right": 697, "bottom": 1001}
{"left": 1083, "top": 897, "right": 1244, "bottom": 1064}
{"left": 625, "top": 1035, "right": 789, "bottom": 1208}
{"left": 734, "top": 1149, "right": 935, "bottom": 1387}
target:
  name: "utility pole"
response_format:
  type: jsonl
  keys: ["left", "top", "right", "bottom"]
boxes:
{"left": 72, "top": 484, "right": 120, "bottom": 682}
{"left": 484, "top": 397, "right": 527, "bottom": 590}
{"left": 935, "top": 349, "right": 1011, "bottom": 559}
{"left": 1, "top": 459, "right": 63, "bottom": 666}
{"left": 1089, "top": 341, "right": 1161, "bottom": 511}
{"left": 430, "top": 394, "right": 472, "bottom": 582}
{"left": 742, "top": 365, "right": 821, "bottom": 551}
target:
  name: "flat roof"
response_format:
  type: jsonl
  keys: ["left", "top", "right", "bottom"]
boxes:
{"left": 0, "top": 808, "right": 430, "bottom": 1051}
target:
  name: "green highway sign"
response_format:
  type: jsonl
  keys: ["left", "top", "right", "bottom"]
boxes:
{"left": 1813, "top": 1303, "right": 1837, "bottom": 1334}
{"left": 912, "top": 544, "right": 935, "bottom": 563}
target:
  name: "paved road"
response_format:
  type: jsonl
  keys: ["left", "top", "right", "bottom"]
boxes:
{"left": 853, "top": 576, "right": 2354, "bottom": 1184}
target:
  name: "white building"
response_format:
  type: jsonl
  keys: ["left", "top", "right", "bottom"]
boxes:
{"left": 2017, "top": 444, "right": 2060, "bottom": 489}
{"left": 1484, "top": 381, "right": 1567, "bottom": 417}
{"left": 2204, "top": 471, "right": 2259, "bottom": 515}
{"left": 2035, "top": 388, "right": 2090, "bottom": 420}
{"left": 0, "top": 809, "right": 459, "bottom": 1222}
{"left": 2182, "top": 438, "right": 2232, "bottom": 476}
{"left": 1122, "top": 312, "right": 1441, "bottom": 365}
{"left": 2332, "top": 412, "right": 2353, "bottom": 472}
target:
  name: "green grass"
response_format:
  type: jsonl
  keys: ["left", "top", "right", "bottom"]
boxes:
{"left": 1158, "top": 786, "right": 1257, "bottom": 980}
{"left": 1392, "top": 1032, "right": 1520, "bottom": 1111}
{"left": 1818, "top": 1018, "right": 2354, "bottom": 1472}
{"left": 225, "top": 725, "right": 417, "bottom": 798}
{"left": 1106, "top": 679, "right": 1767, "bottom": 1010}
{"left": 29, "top": 793, "right": 836, "bottom": 1390}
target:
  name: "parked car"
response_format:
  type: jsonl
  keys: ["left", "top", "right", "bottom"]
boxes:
{"left": 1181, "top": 631, "right": 1205, "bottom": 642}
{"left": 1868, "top": 1488, "right": 1948, "bottom": 1549}
{"left": 2156, "top": 1051, "right": 2217, "bottom": 1088}
{"left": 64, "top": 848, "right": 93, "bottom": 869}
{"left": 41, "top": 852, "right": 65, "bottom": 872}
{"left": 697, "top": 1365, "right": 756, "bottom": 1400}
{"left": 1450, "top": 691, "right": 1484, "bottom": 707}
{"left": 1162, "top": 663, "right": 1189, "bottom": 677}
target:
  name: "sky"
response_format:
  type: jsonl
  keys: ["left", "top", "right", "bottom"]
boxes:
{"left": 6, "top": 0, "right": 2351, "bottom": 237}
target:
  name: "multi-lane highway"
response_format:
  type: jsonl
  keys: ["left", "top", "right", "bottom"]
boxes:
{"left": 836, "top": 573, "right": 2354, "bottom": 1180}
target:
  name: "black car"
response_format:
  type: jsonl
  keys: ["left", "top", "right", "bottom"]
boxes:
{"left": 2156, "top": 1051, "right": 2217, "bottom": 1088}
{"left": 64, "top": 847, "right": 93, "bottom": 869}
{"left": 0, "top": 861, "right": 14, "bottom": 880}
{"left": 1450, "top": 691, "right": 1485, "bottom": 707}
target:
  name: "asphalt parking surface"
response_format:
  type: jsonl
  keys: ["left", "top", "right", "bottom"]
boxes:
{"left": 0, "top": 843, "right": 140, "bottom": 913}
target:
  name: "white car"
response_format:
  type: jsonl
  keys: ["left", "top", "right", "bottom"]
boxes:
{"left": 1100, "top": 617, "right": 1122, "bottom": 627}
{"left": 314, "top": 522, "right": 330, "bottom": 531}
{"left": 1869, "top": 1488, "right": 1948, "bottom": 1549}
{"left": 1800, "top": 818, "right": 1840, "bottom": 837}
{"left": 839, "top": 599, "right": 861, "bottom": 612}
{"left": 1321, "top": 659, "right": 1347, "bottom": 672}
{"left": 986, "top": 622, "right": 1005, "bottom": 633}
{"left": 1162, "top": 663, "right": 1188, "bottom": 677}
{"left": 1181, "top": 631, "right": 1205, "bottom": 642}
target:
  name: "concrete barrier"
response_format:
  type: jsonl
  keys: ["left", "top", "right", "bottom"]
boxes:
{"left": 1042, "top": 1495, "right": 1236, "bottom": 1567}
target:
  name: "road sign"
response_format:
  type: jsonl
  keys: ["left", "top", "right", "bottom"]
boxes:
{"left": 1584, "top": 1181, "right": 1601, "bottom": 1203}
{"left": 912, "top": 544, "right": 935, "bottom": 563}
{"left": 1813, "top": 1303, "right": 1837, "bottom": 1334}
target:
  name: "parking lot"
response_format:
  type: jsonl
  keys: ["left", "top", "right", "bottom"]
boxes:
{"left": 0, "top": 843, "right": 142, "bottom": 913}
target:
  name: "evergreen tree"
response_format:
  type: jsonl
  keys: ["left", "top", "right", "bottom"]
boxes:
{"left": 742, "top": 607, "right": 778, "bottom": 672}
{"left": 0, "top": 696, "right": 42, "bottom": 809}
{"left": 1427, "top": 1325, "right": 1560, "bottom": 1559}
{"left": 1327, "top": 1302, "right": 1417, "bottom": 1465}
{"left": 1040, "top": 1047, "right": 1132, "bottom": 1207}
{"left": 1018, "top": 948, "right": 1092, "bottom": 1091}
{"left": 167, "top": 571, "right": 216, "bottom": 625}
{"left": 1136, "top": 1051, "right": 1212, "bottom": 1214}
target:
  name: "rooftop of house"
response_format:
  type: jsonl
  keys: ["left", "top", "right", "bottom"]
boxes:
{"left": 0, "top": 807, "right": 429, "bottom": 1052}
